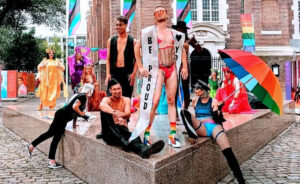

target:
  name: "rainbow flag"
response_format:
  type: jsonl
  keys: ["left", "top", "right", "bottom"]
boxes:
{"left": 176, "top": 0, "right": 192, "bottom": 29}
{"left": 240, "top": 14, "right": 255, "bottom": 52}
{"left": 123, "top": 0, "right": 136, "bottom": 29}
{"left": 69, "top": 0, "right": 81, "bottom": 36}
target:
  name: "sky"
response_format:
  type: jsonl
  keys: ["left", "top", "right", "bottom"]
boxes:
{"left": 32, "top": 0, "right": 89, "bottom": 38}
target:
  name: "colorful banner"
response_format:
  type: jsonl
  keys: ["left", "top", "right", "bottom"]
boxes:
{"left": 75, "top": 46, "right": 91, "bottom": 56}
{"left": 176, "top": 0, "right": 192, "bottom": 29}
{"left": 1, "top": 70, "right": 17, "bottom": 99}
{"left": 123, "top": 0, "right": 136, "bottom": 29}
{"left": 285, "top": 62, "right": 291, "bottom": 100}
{"left": 240, "top": 14, "right": 255, "bottom": 52}
{"left": 69, "top": 0, "right": 81, "bottom": 36}
{"left": 98, "top": 49, "right": 108, "bottom": 60}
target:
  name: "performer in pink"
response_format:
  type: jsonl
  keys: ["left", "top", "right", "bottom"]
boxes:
{"left": 215, "top": 67, "right": 251, "bottom": 113}
{"left": 68, "top": 47, "right": 92, "bottom": 90}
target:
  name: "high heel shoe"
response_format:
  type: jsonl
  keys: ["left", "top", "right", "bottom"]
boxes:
{"left": 168, "top": 134, "right": 181, "bottom": 148}
{"left": 37, "top": 104, "right": 43, "bottom": 111}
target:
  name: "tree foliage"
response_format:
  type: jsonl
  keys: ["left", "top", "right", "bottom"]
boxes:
{"left": 0, "top": 0, "right": 65, "bottom": 31}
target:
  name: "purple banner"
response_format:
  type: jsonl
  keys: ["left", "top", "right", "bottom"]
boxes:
{"left": 285, "top": 61, "right": 291, "bottom": 100}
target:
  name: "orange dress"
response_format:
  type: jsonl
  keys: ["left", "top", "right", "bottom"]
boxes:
{"left": 36, "top": 59, "right": 65, "bottom": 108}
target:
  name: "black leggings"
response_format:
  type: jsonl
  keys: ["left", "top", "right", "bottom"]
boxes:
{"left": 31, "top": 108, "right": 73, "bottom": 160}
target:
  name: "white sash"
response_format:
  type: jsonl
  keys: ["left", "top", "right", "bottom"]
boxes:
{"left": 129, "top": 26, "right": 185, "bottom": 141}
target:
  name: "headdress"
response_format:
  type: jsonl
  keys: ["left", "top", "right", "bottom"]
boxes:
{"left": 46, "top": 48, "right": 55, "bottom": 54}
{"left": 194, "top": 79, "right": 210, "bottom": 91}
{"left": 75, "top": 47, "right": 81, "bottom": 54}
{"left": 222, "top": 67, "right": 232, "bottom": 73}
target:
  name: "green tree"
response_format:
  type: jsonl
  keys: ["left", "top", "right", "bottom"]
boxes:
{"left": 3, "top": 29, "right": 41, "bottom": 71}
{"left": 0, "top": 0, "right": 65, "bottom": 30}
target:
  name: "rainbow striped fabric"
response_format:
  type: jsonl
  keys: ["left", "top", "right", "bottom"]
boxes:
{"left": 123, "top": 0, "right": 136, "bottom": 29}
{"left": 176, "top": 0, "right": 192, "bottom": 29}
{"left": 69, "top": 0, "right": 81, "bottom": 36}
{"left": 240, "top": 14, "right": 255, "bottom": 52}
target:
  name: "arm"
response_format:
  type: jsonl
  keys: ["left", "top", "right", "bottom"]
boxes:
{"left": 129, "top": 39, "right": 138, "bottom": 86}
{"left": 117, "top": 97, "right": 131, "bottom": 119}
{"left": 37, "top": 58, "right": 47, "bottom": 71}
{"left": 72, "top": 100, "right": 85, "bottom": 117}
{"left": 191, "top": 96, "right": 198, "bottom": 109}
{"left": 180, "top": 47, "right": 188, "bottom": 80}
{"left": 134, "top": 40, "right": 149, "bottom": 77}
{"left": 57, "top": 59, "right": 65, "bottom": 71}
{"left": 99, "top": 97, "right": 115, "bottom": 114}
{"left": 105, "top": 39, "right": 111, "bottom": 85}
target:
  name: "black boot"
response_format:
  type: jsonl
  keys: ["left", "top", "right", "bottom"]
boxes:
{"left": 222, "top": 147, "right": 245, "bottom": 184}
{"left": 129, "top": 138, "right": 165, "bottom": 159}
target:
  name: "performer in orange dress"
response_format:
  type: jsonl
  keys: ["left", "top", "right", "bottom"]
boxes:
{"left": 81, "top": 64, "right": 106, "bottom": 111}
{"left": 36, "top": 49, "right": 65, "bottom": 110}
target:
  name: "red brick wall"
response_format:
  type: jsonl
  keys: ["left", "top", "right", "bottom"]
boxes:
{"left": 225, "top": 0, "right": 243, "bottom": 49}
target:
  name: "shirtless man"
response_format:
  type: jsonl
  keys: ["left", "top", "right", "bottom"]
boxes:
{"left": 105, "top": 16, "right": 137, "bottom": 98}
{"left": 134, "top": 6, "right": 188, "bottom": 148}
{"left": 99, "top": 79, "right": 165, "bottom": 158}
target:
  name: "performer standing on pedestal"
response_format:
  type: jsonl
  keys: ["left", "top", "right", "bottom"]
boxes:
{"left": 36, "top": 49, "right": 65, "bottom": 111}
{"left": 132, "top": 6, "right": 188, "bottom": 148}
{"left": 105, "top": 16, "right": 137, "bottom": 98}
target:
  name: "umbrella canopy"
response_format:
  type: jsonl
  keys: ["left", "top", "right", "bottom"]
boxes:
{"left": 218, "top": 49, "right": 283, "bottom": 115}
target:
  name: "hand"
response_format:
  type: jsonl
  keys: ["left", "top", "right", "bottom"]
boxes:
{"left": 82, "top": 115, "right": 90, "bottom": 121}
{"left": 180, "top": 67, "right": 188, "bottom": 80}
{"left": 138, "top": 67, "right": 149, "bottom": 78}
{"left": 218, "top": 101, "right": 224, "bottom": 111}
{"left": 128, "top": 73, "right": 136, "bottom": 86}
{"left": 105, "top": 74, "right": 111, "bottom": 86}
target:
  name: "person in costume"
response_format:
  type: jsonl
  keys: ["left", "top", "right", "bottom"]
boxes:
{"left": 99, "top": 79, "right": 165, "bottom": 158}
{"left": 105, "top": 16, "right": 137, "bottom": 98}
{"left": 68, "top": 47, "right": 92, "bottom": 90}
{"left": 172, "top": 20, "right": 191, "bottom": 109}
{"left": 133, "top": 6, "right": 188, "bottom": 148}
{"left": 180, "top": 80, "right": 245, "bottom": 184}
{"left": 81, "top": 64, "right": 106, "bottom": 111}
{"left": 36, "top": 49, "right": 65, "bottom": 111}
{"left": 215, "top": 67, "right": 251, "bottom": 113}
{"left": 208, "top": 69, "right": 220, "bottom": 98}
{"left": 27, "top": 84, "right": 93, "bottom": 168}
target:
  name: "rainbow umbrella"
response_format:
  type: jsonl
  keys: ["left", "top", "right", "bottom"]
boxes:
{"left": 218, "top": 49, "right": 283, "bottom": 115}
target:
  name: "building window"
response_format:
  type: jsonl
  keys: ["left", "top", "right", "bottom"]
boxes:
{"left": 48, "top": 38, "right": 54, "bottom": 43}
{"left": 191, "top": 0, "right": 197, "bottom": 21}
{"left": 202, "top": 0, "right": 219, "bottom": 22}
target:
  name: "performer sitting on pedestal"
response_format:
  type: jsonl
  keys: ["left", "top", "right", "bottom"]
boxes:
{"left": 81, "top": 64, "right": 106, "bottom": 111}
{"left": 215, "top": 67, "right": 251, "bottom": 113}
{"left": 131, "top": 5, "right": 188, "bottom": 148}
{"left": 99, "top": 79, "right": 165, "bottom": 159}
{"left": 180, "top": 80, "right": 245, "bottom": 184}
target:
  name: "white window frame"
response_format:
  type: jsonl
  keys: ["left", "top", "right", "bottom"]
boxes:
{"left": 190, "top": 0, "right": 220, "bottom": 23}
{"left": 292, "top": 0, "right": 300, "bottom": 39}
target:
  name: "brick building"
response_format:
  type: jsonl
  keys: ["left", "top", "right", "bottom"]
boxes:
{"left": 86, "top": 0, "right": 300, "bottom": 98}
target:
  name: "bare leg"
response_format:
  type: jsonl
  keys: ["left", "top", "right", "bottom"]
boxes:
{"left": 165, "top": 70, "right": 177, "bottom": 123}
{"left": 149, "top": 70, "right": 164, "bottom": 124}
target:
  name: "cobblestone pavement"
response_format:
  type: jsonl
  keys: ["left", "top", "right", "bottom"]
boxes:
{"left": 219, "top": 120, "right": 300, "bottom": 184}
{"left": 0, "top": 99, "right": 86, "bottom": 184}
{"left": 1, "top": 98, "right": 299, "bottom": 184}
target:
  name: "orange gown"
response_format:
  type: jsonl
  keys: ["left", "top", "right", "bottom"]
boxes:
{"left": 36, "top": 59, "right": 65, "bottom": 108}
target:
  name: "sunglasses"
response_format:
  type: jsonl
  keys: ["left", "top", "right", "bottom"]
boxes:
{"left": 154, "top": 9, "right": 166, "bottom": 15}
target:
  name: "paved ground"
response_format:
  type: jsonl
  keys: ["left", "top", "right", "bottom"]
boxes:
{"left": 0, "top": 98, "right": 86, "bottom": 184}
{"left": 0, "top": 98, "right": 299, "bottom": 184}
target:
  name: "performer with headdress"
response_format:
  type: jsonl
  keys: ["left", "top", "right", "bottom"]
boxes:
{"left": 208, "top": 69, "right": 220, "bottom": 98}
{"left": 180, "top": 80, "right": 245, "bottom": 184}
{"left": 81, "top": 64, "right": 106, "bottom": 111}
{"left": 131, "top": 6, "right": 188, "bottom": 148}
{"left": 36, "top": 49, "right": 65, "bottom": 111}
{"left": 68, "top": 47, "right": 92, "bottom": 90}
{"left": 215, "top": 67, "right": 251, "bottom": 113}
